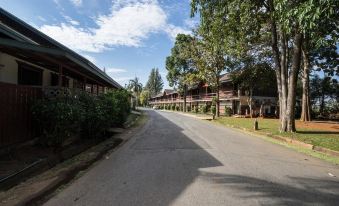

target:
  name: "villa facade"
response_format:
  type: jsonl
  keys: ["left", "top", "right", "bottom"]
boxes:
{"left": 149, "top": 74, "right": 278, "bottom": 116}
{"left": 0, "top": 8, "right": 121, "bottom": 147}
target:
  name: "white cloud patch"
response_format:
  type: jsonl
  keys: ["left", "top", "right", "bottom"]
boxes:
{"left": 39, "top": 0, "right": 190, "bottom": 52}
{"left": 106, "top": 68, "right": 128, "bottom": 74}
{"left": 70, "top": 0, "right": 82, "bottom": 7}
{"left": 165, "top": 24, "right": 191, "bottom": 40}
{"left": 82, "top": 54, "right": 96, "bottom": 63}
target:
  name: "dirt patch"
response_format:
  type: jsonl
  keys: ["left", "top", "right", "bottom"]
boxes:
{"left": 296, "top": 121, "right": 339, "bottom": 132}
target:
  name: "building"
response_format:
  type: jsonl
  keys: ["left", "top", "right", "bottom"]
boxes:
{"left": 149, "top": 74, "right": 278, "bottom": 116}
{"left": 0, "top": 8, "right": 122, "bottom": 147}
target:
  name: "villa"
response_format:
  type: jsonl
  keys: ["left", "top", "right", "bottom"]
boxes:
{"left": 0, "top": 8, "right": 121, "bottom": 147}
{"left": 149, "top": 74, "right": 278, "bottom": 116}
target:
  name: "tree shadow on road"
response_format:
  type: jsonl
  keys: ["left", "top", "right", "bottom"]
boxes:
{"left": 200, "top": 172, "right": 339, "bottom": 206}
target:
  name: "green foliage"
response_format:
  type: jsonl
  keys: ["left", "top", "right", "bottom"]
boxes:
{"left": 32, "top": 96, "right": 83, "bottom": 147}
{"left": 211, "top": 106, "right": 216, "bottom": 116}
{"left": 140, "top": 90, "right": 150, "bottom": 106}
{"left": 32, "top": 90, "right": 131, "bottom": 147}
{"left": 186, "top": 105, "right": 191, "bottom": 112}
{"left": 194, "top": 105, "right": 199, "bottom": 113}
{"left": 224, "top": 106, "right": 233, "bottom": 117}
{"left": 145, "top": 68, "right": 164, "bottom": 97}
{"left": 202, "top": 105, "right": 208, "bottom": 114}
{"left": 166, "top": 34, "right": 198, "bottom": 92}
{"left": 171, "top": 104, "right": 176, "bottom": 110}
{"left": 176, "top": 105, "right": 180, "bottom": 111}
{"left": 78, "top": 92, "right": 108, "bottom": 139}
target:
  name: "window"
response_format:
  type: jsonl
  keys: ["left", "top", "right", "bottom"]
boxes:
{"left": 17, "top": 62, "right": 42, "bottom": 86}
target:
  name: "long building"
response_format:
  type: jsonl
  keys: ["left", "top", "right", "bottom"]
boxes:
{"left": 149, "top": 74, "right": 278, "bottom": 116}
{"left": 0, "top": 8, "right": 122, "bottom": 147}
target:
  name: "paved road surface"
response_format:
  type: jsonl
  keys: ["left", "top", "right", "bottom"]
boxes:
{"left": 44, "top": 109, "right": 339, "bottom": 206}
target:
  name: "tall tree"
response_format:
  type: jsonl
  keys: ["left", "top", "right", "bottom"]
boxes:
{"left": 139, "top": 90, "right": 150, "bottom": 107}
{"left": 166, "top": 34, "right": 197, "bottom": 112}
{"left": 127, "top": 77, "right": 143, "bottom": 107}
{"left": 191, "top": 0, "right": 338, "bottom": 132}
{"left": 145, "top": 68, "right": 164, "bottom": 97}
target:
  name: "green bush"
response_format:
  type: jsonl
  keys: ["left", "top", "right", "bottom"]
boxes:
{"left": 176, "top": 105, "right": 180, "bottom": 111}
{"left": 32, "top": 89, "right": 131, "bottom": 147}
{"left": 211, "top": 106, "right": 216, "bottom": 116}
{"left": 171, "top": 105, "right": 175, "bottom": 110}
{"left": 78, "top": 92, "right": 108, "bottom": 139}
{"left": 32, "top": 96, "right": 83, "bottom": 147}
{"left": 186, "top": 105, "right": 191, "bottom": 112}
{"left": 224, "top": 106, "right": 233, "bottom": 116}
{"left": 194, "top": 106, "right": 199, "bottom": 113}
{"left": 202, "top": 105, "right": 208, "bottom": 114}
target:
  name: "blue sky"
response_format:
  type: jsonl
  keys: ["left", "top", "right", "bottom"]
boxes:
{"left": 0, "top": 0, "right": 198, "bottom": 88}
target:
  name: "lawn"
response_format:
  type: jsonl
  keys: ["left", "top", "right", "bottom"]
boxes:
{"left": 214, "top": 117, "right": 339, "bottom": 152}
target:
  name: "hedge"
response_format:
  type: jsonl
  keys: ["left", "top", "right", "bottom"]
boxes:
{"left": 32, "top": 90, "right": 131, "bottom": 147}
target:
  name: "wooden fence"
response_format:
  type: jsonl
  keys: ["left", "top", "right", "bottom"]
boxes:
{"left": 0, "top": 82, "right": 42, "bottom": 147}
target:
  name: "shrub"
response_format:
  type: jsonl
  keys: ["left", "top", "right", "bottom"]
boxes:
{"left": 186, "top": 105, "right": 191, "bottom": 112}
{"left": 194, "top": 106, "right": 199, "bottom": 113}
{"left": 172, "top": 104, "right": 175, "bottom": 110}
{"left": 224, "top": 106, "right": 232, "bottom": 116}
{"left": 32, "top": 89, "right": 131, "bottom": 147}
{"left": 211, "top": 106, "right": 216, "bottom": 116}
{"left": 78, "top": 92, "right": 108, "bottom": 139}
{"left": 176, "top": 105, "right": 180, "bottom": 111}
{"left": 32, "top": 96, "right": 83, "bottom": 148}
{"left": 202, "top": 105, "right": 208, "bottom": 114}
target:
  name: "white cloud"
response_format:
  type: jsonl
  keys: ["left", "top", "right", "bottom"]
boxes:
{"left": 165, "top": 24, "right": 191, "bottom": 40}
{"left": 70, "top": 0, "right": 82, "bottom": 7}
{"left": 39, "top": 0, "right": 190, "bottom": 52}
{"left": 106, "top": 68, "right": 128, "bottom": 74}
{"left": 82, "top": 54, "right": 96, "bottom": 63}
{"left": 37, "top": 16, "right": 46, "bottom": 22}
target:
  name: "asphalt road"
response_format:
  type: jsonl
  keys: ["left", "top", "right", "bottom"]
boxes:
{"left": 44, "top": 109, "right": 339, "bottom": 206}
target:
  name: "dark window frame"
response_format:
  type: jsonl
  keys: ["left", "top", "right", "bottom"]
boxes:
{"left": 17, "top": 61, "right": 43, "bottom": 86}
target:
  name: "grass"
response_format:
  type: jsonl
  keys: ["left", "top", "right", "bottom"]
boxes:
{"left": 215, "top": 117, "right": 339, "bottom": 152}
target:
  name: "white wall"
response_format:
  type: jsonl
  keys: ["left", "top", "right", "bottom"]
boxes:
{"left": 0, "top": 52, "right": 18, "bottom": 84}
{"left": 0, "top": 52, "right": 75, "bottom": 88}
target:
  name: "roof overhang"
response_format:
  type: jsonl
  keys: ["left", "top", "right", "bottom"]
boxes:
{"left": 0, "top": 38, "right": 122, "bottom": 88}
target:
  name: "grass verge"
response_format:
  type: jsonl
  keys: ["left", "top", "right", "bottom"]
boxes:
{"left": 215, "top": 117, "right": 339, "bottom": 151}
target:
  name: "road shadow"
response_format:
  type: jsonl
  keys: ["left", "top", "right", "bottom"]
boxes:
{"left": 200, "top": 172, "right": 339, "bottom": 206}
{"left": 47, "top": 109, "right": 339, "bottom": 206}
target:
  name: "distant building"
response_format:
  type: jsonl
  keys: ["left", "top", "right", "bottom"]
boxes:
{"left": 149, "top": 74, "right": 278, "bottom": 116}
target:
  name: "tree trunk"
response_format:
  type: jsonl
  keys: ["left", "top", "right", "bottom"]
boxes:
{"left": 286, "top": 32, "right": 303, "bottom": 132}
{"left": 248, "top": 89, "right": 253, "bottom": 118}
{"left": 268, "top": 1, "right": 286, "bottom": 131}
{"left": 216, "top": 78, "right": 220, "bottom": 117}
{"left": 300, "top": 48, "right": 311, "bottom": 121}
{"left": 183, "top": 84, "right": 187, "bottom": 112}
{"left": 279, "top": 31, "right": 289, "bottom": 132}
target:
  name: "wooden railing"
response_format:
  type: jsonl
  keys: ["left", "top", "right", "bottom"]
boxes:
{"left": 0, "top": 82, "right": 42, "bottom": 147}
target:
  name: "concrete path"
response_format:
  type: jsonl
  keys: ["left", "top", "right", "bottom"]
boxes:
{"left": 44, "top": 109, "right": 339, "bottom": 206}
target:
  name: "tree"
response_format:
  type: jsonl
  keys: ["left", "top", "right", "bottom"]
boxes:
{"left": 127, "top": 77, "right": 143, "bottom": 107}
{"left": 310, "top": 74, "right": 338, "bottom": 117}
{"left": 166, "top": 34, "right": 197, "bottom": 112}
{"left": 190, "top": 19, "right": 233, "bottom": 117}
{"left": 145, "top": 68, "right": 164, "bottom": 97}
{"left": 191, "top": 0, "right": 338, "bottom": 132}
{"left": 140, "top": 90, "right": 150, "bottom": 106}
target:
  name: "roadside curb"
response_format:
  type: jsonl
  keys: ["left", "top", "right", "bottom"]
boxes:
{"left": 165, "top": 110, "right": 339, "bottom": 158}
{"left": 0, "top": 113, "right": 147, "bottom": 206}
